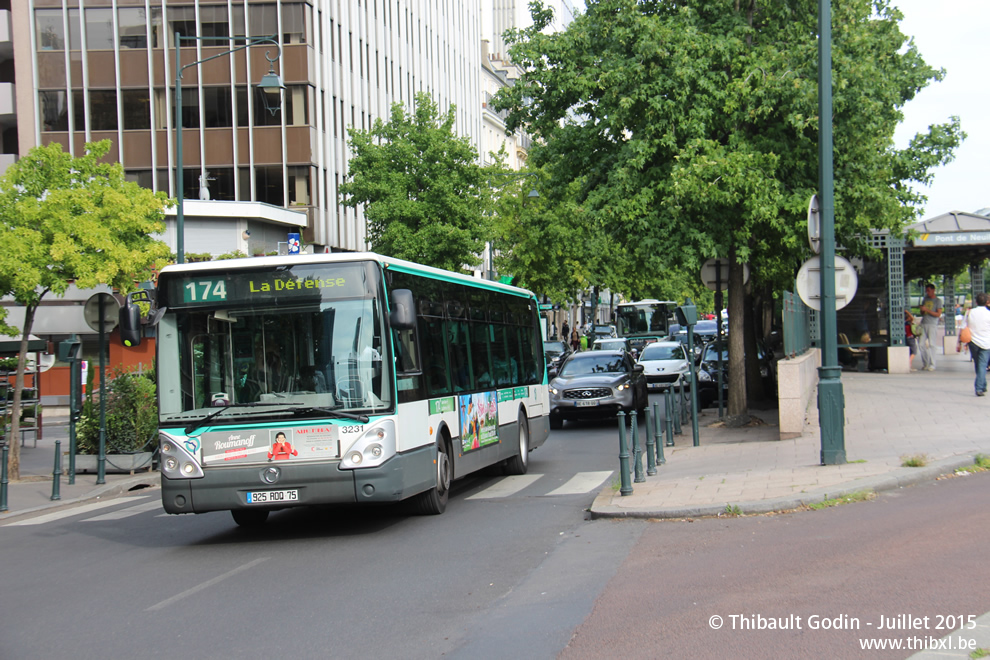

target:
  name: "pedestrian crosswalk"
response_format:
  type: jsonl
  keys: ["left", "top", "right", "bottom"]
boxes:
{"left": 5, "top": 496, "right": 155, "bottom": 526}
{"left": 2, "top": 470, "right": 615, "bottom": 527}
{"left": 466, "top": 471, "right": 613, "bottom": 500}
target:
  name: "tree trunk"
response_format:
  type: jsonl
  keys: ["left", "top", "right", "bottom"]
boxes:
{"left": 726, "top": 247, "right": 749, "bottom": 424}
{"left": 744, "top": 287, "right": 765, "bottom": 401}
{"left": 6, "top": 303, "right": 39, "bottom": 481}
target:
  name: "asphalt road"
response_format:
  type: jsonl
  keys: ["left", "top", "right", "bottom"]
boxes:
{"left": 0, "top": 414, "right": 643, "bottom": 660}
{"left": 7, "top": 398, "right": 982, "bottom": 660}
{"left": 561, "top": 470, "right": 990, "bottom": 660}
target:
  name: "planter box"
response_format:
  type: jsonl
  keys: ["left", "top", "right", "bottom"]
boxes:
{"left": 67, "top": 452, "right": 155, "bottom": 474}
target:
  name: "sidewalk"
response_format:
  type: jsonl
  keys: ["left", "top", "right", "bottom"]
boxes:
{"left": 0, "top": 411, "right": 159, "bottom": 522}
{"left": 591, "top": 348, "right": 990, "bottom": 518}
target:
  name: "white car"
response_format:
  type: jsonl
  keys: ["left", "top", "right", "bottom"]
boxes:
{"left": 637, "top": 340, "right": 690, "bottom": 390}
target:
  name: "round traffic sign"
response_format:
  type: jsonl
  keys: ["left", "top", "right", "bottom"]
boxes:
{"left": 795, "top": 256, "right": 858, "bottom": 311}
{"left": 700, "top": 258, "right": 749, "bottom": 291}
{"left": 83, "top": 292, "right": 120, "bottom": 333}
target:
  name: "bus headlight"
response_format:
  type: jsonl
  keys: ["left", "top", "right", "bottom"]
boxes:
{"left": 339, "top": 421, "right": 396, "bottom": 470}
{"left": 160, "top": 432, "right": 204, "bottom": 479}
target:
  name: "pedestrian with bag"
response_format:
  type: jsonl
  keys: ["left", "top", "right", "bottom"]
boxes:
{"left": 965, "top": 292, "right": 990, "bottom": 396}
{"left": 904, "top": 310, "right": 918, "bottom": 371}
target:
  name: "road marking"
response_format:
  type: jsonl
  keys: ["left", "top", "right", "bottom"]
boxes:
{"left": 544, "top": 471, "right": 613, "bottom": 496}
{"left": 84, "top": 499, "right": 164, "bottom": 521}
{"left": 466, "top": 474, "right": 543, "bottom": 499}
{"left": 147, "top": 558, "right": 269, "bottom": 612}
{"left": 5, "top": 496, "right": 150, "bottom": 526}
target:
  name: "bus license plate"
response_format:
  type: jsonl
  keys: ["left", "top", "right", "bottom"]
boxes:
{"left": 576, "top": 400, "right": 599, "bottom": 407}
{"left": 246, "top": 490, "right": 298, "bottom": 504}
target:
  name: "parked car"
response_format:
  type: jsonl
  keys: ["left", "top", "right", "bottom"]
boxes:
{"left": 543, "top": 340, "right": 572, "bottom": 374}
{"left": 695, "top": 341, "right": 776, "bottom": 408}
{"left": 637, "top": 340, "right": 690, "bottom": 391}
{"left": 548, "top": 350, "right": 648, "bottom": 429}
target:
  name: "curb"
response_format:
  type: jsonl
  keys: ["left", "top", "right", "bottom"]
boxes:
{"left": 0, "top": 473, "right": 160, "bottom": 523}
{"left": 588, "top": 453, "right": 982, "bottom": 520}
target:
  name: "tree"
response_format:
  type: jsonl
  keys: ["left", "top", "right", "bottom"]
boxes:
{"left": 0, "top": 140, "right": 172, "bottom": 479}
{"left": 494, "top": 0, "right": 962, "bottom": 421}
{"left": 339, "top": 92, "right": 498, "bottom": 272}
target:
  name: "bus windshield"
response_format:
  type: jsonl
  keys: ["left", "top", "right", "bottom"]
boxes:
{"left": 157, "top": 262, "right": 391, "bottom": 424}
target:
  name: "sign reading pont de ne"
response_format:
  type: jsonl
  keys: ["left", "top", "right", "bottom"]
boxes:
{"left": 912, "top": 232, "right": 990, "bottom": 247}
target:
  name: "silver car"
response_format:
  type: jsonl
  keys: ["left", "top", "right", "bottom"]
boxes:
{"left": 548, "top": 350, "right": 647, "bottom": 429}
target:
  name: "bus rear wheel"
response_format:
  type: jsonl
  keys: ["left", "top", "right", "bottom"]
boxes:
{"left": 502, "top": 412, "right": 529, "bottom": 475}
{"left": 411, "top": 437, "right": 451, "bottom": 515}
{"left": 231, "top": 509, "right": 270, "bottom": 527}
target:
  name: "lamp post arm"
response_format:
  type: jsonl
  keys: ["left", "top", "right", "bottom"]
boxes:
{"left": 173, "top": 32, "right": 282, "bottom": 264}
{"left": 176, "top": 34, "right": 281, "bottom": 80}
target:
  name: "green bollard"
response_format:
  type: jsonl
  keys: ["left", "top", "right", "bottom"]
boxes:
{"left": 645, "top": 405, "right": 657, "bottom": 476}
{"left": 0, "top": 440, "right": 8, "bottom": 512}
{"left": 665, "top": 389, "right": 675, "bottom": 447}
{"left": 653, "top": 401, "right": 666, "bottom": 465}
{"left": 51, "top": 438, "right": 62, "bottom": 501}
{"left": 672, "top": 385, "right": 683, "bottom": 435}
{"left": 631, "top": 410, "right": 644, "bottom": 483}
{"left": 617, "top": 411, "right": 632, "bottom": 496}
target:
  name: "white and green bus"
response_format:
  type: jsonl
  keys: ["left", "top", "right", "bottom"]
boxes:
{"left": 120, "top": 253, "right": 550, "bottom": 526}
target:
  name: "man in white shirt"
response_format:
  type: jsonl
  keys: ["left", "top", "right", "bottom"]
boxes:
{"left": 966, "top": 292, "right": 990, "bottom": 396}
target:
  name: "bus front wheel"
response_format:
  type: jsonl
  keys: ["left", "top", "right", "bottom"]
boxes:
{"left": 411, "top": 437, "right": 451, "bottom": 515}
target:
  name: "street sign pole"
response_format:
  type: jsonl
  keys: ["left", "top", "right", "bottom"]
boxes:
{"left": 817, "top": 0, "right": 845, "bottom": 465}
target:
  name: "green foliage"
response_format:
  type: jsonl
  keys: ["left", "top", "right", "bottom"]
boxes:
{"left": 807, "top": 490, "right": 876, "bottom": 510}
{"left": 186, "top": 250, "right": 250, "bottom": 262}
{"left": 339, "top": 92, "right": 494, "bottom": 272}
{"left": 900, "top": 453, "right": 930, "bottom": 468}
{"left": 77, "top": 365, "right": 158, "bottom": 455}
{"left": 495, "top": 0, "right": 961, "bottom": 292}
{"left": 493, "top": 0, "right": 963, "bottom": 412}
{"left": 0, "top": 140, "right": 173, "bottom": 301}
{"left": 0, "top": 140, "right": 172, "bottom": 478}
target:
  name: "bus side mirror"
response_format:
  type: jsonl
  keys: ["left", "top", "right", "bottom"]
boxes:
{"left": 389, "top": 289, "right": 416, "bottom": 330}
{"left": 119, "top": 301, "right": 143, "bottom": 347}
{"left": 119, "top": 289, "right": 160, "bottom": 348}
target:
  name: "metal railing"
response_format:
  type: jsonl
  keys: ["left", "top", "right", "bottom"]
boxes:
{"left": 782, "top": 291, "right": 812, "bottom": 358}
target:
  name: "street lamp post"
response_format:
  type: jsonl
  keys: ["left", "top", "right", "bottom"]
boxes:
{"left": 174, "top": 33, "right": 285, "bottom": 264}
{"left": 817, "top": 0, "right": 845, "bottom": 464}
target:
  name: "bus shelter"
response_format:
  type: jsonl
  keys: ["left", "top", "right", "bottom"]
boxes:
{"left": 812, "top": 211, "right": 990, "bottom": 373}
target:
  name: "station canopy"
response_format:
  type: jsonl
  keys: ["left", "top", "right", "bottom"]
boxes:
{"left": 903, "top": 211, "right": 990, "bottom": 280}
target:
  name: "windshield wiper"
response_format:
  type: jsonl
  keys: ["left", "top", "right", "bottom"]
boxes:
{"left": 291, "top": 406, "right": 370, "bottom": 424}
{"left": 183, "top": 402, "right": 302, "bottom": 435}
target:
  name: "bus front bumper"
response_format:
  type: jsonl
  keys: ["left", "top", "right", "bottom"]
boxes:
{"left": 161, "top": 445, "right": 436, "bottom": 515}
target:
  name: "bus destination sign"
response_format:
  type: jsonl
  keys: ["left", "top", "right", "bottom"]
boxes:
{"left": 164, "top": 263, "right": 376, "bottom": 307}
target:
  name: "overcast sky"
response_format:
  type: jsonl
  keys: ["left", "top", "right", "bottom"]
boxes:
{"left": 891, "top": 0, "right": 989, "bottom": 219}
